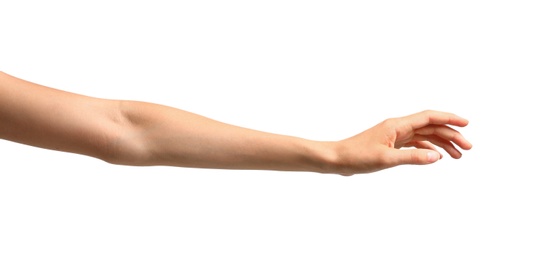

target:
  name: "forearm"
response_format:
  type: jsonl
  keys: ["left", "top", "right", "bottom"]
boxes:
{"left": 112, "top": 101, "right": 338, "bottom": 173}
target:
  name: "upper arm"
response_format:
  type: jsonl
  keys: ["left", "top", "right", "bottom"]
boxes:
{"left": 0, "top": 72, "right": 125, "bottom": 162}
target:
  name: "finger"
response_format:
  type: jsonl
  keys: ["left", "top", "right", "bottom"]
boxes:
{"left": 411, "top": 134, "right": 463, "bottom": 159}
{"left": 400, "top": 110, "right": 469, "bottom": 130}
{"left": 404, "top": 140, "right": 443, "bottom": 159}
{"left": 386, "top": 148, "right": 441, "bottom": 166}
{"left": 414, "top": 125, "right": 472, "bottom": 150}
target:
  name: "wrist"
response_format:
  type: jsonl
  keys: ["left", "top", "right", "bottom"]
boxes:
{"left": 304, "top": 140, "right": 341, "bottom": 174}
{"left": 309, "top": 140, "right": 373, "bottom": 176}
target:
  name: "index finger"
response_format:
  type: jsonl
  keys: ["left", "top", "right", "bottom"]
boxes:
{"left": 401, "top": 110, "right": 469, "bottom": 130}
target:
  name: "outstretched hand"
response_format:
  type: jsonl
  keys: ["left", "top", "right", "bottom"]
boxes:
{"left": 331, "top": 110, "right": 472, "bottom": 175}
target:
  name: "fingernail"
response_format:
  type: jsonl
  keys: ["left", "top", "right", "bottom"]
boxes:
{"left": 427, "top": 151, "right": 439, "bottom": 162}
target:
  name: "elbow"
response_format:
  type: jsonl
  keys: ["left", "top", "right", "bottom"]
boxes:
{"left": 94, "top": 100, "right": 154, "bottom": 166}
{"left": 98, "top": 128, "right": 153, "bottom": 167}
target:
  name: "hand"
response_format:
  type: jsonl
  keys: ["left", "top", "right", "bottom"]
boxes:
{"left": 330, "top": 110, "right": 472, "bottom": 175}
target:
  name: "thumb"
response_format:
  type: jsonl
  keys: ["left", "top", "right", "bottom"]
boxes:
{"left": 389, "top": 149, "right": 440, "bottom": 166}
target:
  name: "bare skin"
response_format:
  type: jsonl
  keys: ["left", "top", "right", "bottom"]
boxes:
{"left": 0, "top": 71, "right": 471, "bottom": 176}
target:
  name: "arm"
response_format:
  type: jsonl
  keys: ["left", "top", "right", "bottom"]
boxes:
{"left": 0, "top": 72, "right": 471, "bottom": 175}
{"left": 0, "top": 72, "right": 334, "bottom": 172}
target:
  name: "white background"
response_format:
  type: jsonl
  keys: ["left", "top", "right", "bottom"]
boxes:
{"left": 1, "top": 0, "right": 552, "bottom": 259}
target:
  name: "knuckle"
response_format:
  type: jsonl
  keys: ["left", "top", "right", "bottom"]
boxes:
{"left": 451, "top": 131, "right": 461, "bottom": 141}
{"left": 381, "top": 118, "right": 397, "bottom": 128}
{"left": 422, "top": 109, "right": 436, "bottom": 114}
{"left": 411, "top": 151, "right": 425, "bottom": 164}
{"left": 377, "top": 150, "right": 395, "bottom": 167}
